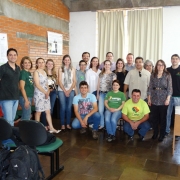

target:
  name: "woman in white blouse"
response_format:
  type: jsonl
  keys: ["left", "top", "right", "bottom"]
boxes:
{"left": 86, "top": 57, "right": 101, "bottom": 96}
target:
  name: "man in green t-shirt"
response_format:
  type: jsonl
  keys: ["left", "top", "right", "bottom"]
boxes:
{"left": 122, "top": 89, "right": 150, "bottom": 141}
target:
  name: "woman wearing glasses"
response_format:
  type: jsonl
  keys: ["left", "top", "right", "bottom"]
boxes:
{"left": 148, "top": 60, "right": 172, "bottom": 142}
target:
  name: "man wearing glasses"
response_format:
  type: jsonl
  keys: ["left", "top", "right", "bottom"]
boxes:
{"left": 124, "top": 57, "right": 150, "bottom": 100}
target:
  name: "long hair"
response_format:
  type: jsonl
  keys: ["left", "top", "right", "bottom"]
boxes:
{"left": 154, "top": 59, "right": 169, "bottom": 77}
{"left": 115, "top": 58, "right": 126, "bottom": 74}
{"left": 61, "top": 55, "right": 72, "bottom": 72}
{"left": 100, "top": 60, "right": 112, "bottom": 75}
{"left": 89, "top": 57, "right": 100, "bottom": 70}
{"left": 45, "top": 59, "right": 57, "bottom": 78}
{"left": 35, "top": 57, "right": 45, "bottom": 69}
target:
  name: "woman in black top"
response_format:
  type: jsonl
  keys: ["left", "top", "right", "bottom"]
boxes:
{"left": 113, "top": 58, "right": 128, "bottom": 92}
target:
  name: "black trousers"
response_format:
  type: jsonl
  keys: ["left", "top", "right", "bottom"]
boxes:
{"left": 151, "top": 104, "right": 168, "bottom": 137}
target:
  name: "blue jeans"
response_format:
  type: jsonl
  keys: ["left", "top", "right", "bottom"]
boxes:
{"left": 41, "top": 90, "right": 57, "bottom": 126}
{"left": 19, "top": 96, "right": 32, "bottom": 120}
{"left": 105, "top": 109, "right": 122, "bottom": 135}
{"left": 98, "top": 92, "right": 107, "bottom": 127}
{"left": 0, "top": 100, "right": 19, "bottom": 126}
{"left": 72, "top": 112, "right": 100, "bottom": 130}
{"left": 123, "top": 121, "right": 150, "bottom": 137}
{"left": 58, "top": 90, "right": 75, "bottom": 126}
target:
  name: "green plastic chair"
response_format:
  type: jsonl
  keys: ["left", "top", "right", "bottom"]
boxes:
{"left": 19, "top": 120, "right": 64, "bottom": 180}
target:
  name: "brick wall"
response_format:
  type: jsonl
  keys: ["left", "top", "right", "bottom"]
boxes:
{"left": 0, "top": 0, "right": 69, "bottom": 71}
{"left": 11, "top": 0, "right": 69, "bottom": 21}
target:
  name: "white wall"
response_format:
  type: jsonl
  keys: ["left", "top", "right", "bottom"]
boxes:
{"left": 69, "top": 11, "right": 97, "bottom": 68}
{"left": 162, "top": 6, "right": 180, "bottom": 67}
{"left": 69, "top": 7, "right": 180, "bottom": 68}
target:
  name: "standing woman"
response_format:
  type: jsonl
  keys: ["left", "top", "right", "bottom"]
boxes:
{"left": 86, "top": 57, "right": 101, "bottom": 96}
{"left": 34, "top": 58, "right": 59, "bottom": 133}
{"left": 105, "top": 80, "right": 126, "bottom": 142}
{"left": 113, "top": 58, "right": 128, "bottom": 92}
{"left": 19, "top": 56, "right": 34, "bottom": 120}
{"left": 97, "top": 60, "right": 116, "bottom": 129}
{"left": 41, "top": 59, "right": 57, "bottom": 127}
{"left": 58, "top": 55, "right": 76, "bottom": 131}
{"left": 148, "top": 60, "right": 172, "bottom": 141}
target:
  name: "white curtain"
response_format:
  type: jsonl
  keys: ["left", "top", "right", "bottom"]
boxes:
{"left": 98, "top": 11, "right": 125, "bottom": 62}
{"left": 128, "top": 8, "right": 163, "bottom": 63}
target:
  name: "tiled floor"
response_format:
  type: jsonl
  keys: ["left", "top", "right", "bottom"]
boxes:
{"left": 40, "top": 119, "right": 180, "bottom": 180}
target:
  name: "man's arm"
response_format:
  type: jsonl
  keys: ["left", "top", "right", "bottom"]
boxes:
{"left": 133, "top": 113, "right": 149, "bottom": 129}
{"left": 73, "top": 104, "right": 86, "bottom": 128}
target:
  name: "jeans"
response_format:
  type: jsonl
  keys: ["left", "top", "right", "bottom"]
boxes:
{"left": 0, "top": 100, "right": 19, "bottom": 126}
{"left": 19, "top": 96, "right": 32, "bottom": 120}
{"left": 166, "top": 97, "right": 175, "bottom": 133}
{"left": 72, "top": 112, "right": 100, "bottom": 130}
{"left": 151, "top": 104, "right": 168, "bottom": 136}
{"left": 41, "top": 90, "right": 57, "bottom": 126}
{"left": 105, "top": 109, "right": 122, "bottom": 135}
{"left": 98, "top": 92, "right": 107, "bottom": 127}
{"left": 123, "top": 121, "right": 150, "bottom": 137}
{"left": 58, "top": 90, "right": 75, "bottom": 126}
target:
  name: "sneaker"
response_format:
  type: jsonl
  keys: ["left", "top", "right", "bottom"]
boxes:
{"left": 106, "top": 134, "right": 112, "bottom": 142}
{"left": 128, "top": 135, "right": 134, "bottom": 141}
{"left": 80, "top": 128, "right": 86, "bottom": 134}
{"left": 164, "top": 132, "right": 169, "bottom": 137}
{"left": 92, "top": 130, "right": 98, "bottom": 139}
{"left": 112, "top": 135, "right": 116, "bottom": 141}
{"left": 138, "top": 133, "right": 144, "bottom": 141}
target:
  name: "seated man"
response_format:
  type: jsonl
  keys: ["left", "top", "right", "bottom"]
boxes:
{"left": 72, "top": 81, "right": 100, "bottom": 139}
{"left": 122, "top": 89, "right": 150, "bottom": 141}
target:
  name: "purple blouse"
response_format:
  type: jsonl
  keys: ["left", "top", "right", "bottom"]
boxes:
{"left": 148, "top": 73, "right": 173, "bottom": 105}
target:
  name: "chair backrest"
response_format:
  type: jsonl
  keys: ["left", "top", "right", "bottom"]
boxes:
{"left": 19, "top": 120, "right": 47, "bottom": 146}
{"left": 0, "top": 118, "right": 13, "bottom": 141}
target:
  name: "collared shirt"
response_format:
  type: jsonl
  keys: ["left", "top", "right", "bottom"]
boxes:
{"left": 0, "top": 62, "right": 20, "bottom": 100}
{"left": 125, "top": 63, "right": 135, "bottom": 71}
{"left": 124, "top": 68, "right": 150, "bottom": 100}
{"left": 99, "top": 61, "right": 116, "bottom": 71}
{"left": 148, "top": 73, "right": 173, "bottom": 105}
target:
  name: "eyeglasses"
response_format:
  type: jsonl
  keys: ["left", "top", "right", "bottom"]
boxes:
{"left": 139, "top": 71, "right": 141, "bottom": 77}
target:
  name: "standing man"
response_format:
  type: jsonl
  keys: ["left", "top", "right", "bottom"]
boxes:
{"left": 166, "top": 54, "right": 180, "bottom": 136}
{"left": 122, "top": 89, "right": 150, "bottom": 141}
{"left": 72, "top": 81, "right": 100, "bottom": 139}
{"left": 76, "top": 52, "right": 90, "bottom": 70}
{"left": 124, "top": 57, "right": 150, "bottom": 100}
{"left": 0, "top": 48, "right": 20, "bottom": 126}
{"left": 99, "top": 52, "right": 116, "bottom": 71}
{"left": 125, "top": 53, "right": 135, "bottom": 71}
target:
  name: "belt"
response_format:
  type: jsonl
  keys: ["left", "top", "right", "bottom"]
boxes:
{"left": 100, "top": 91, "right": 108, "bottom": 93}
{"left": 153, "top": 87, "right": 167, "bottom": 90}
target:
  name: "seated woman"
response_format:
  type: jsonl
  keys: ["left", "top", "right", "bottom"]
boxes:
{"left": 104, "top": 80, "right": 126, "bottom": 142}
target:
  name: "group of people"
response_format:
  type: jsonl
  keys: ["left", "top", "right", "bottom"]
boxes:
{"left": 0, "top": 48, "right": 179, "bottom": 143}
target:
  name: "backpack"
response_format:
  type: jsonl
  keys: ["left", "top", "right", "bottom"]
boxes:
{"left": 6, "top": 145, "right": 45, "bottom": 180}
{"left": 0, "top": 148, "right": 11, "bottom": 180}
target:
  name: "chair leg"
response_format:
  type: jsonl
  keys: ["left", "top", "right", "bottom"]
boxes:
{"left": 172, "top": 134, "right": 175, "bottom": 155}
{"left": 50, "top": 152, "right": 54, "bottom": 175}
{"left": 55, "top": 149, "right": 59, "bottom": 171}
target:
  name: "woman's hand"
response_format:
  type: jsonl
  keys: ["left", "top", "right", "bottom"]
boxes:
{"left": 148, "top": 99, "right": 151, "bottom": 106}
{"left": 45, "top": 90, "right": 50, "bottom": 99}
{"left": 165, "top": 99, "right": 170, "bottom": 106}
{"left": 24, "top": 100, "right": 30, "bottom": 109}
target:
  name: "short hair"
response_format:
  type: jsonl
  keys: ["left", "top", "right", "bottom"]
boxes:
{"left": 144, "top": 60, "right": 154, "bottom": 68}
{"left": 127, "top": 53, "right": 134, "bottom": 57}
{"left": 135, "top": 57, "right": 143, "bottom": 63}
{"left": 20, "top": 56, "right": 33, "bottom": 69}
{"left": 35, "top": 57, "right": 45, "bottom": 69}
{"left": 132, "top": 89, "right": 141, "bottom": 95}
{"left": 112, "top": 79, "right": 120, "bottom": 86}
{"left": 82, "top": 52, "right": 90, "bottom": 57}
{"left": 106, "top": 52, "right": 113, "bottom": 57}
{"left": 7, "top": 48, "right": 18, "bottom": 56}
{"left": 171, "top": 54, "right": 180, "bottom": 59}
{"left": 79, "top": 81, "right": 89, "bottom": 88}
{"left": 79, "top": 60, "right": 87, "bottom": 66}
